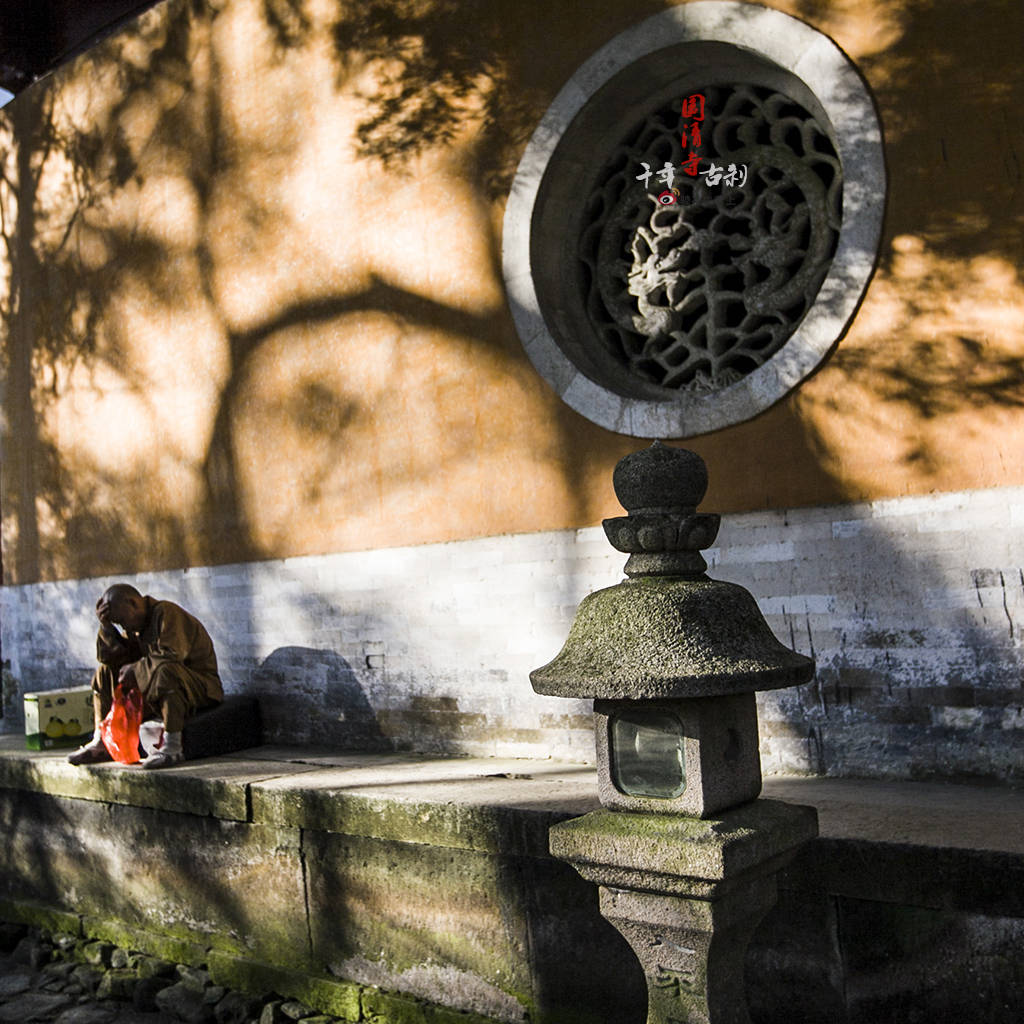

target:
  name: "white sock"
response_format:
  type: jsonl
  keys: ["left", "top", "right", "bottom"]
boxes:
{"left": 139, "top": 720, "right": 164, "bottom": 755}
{"left": 162, "top": 731, "right": 183, "bottom": 757}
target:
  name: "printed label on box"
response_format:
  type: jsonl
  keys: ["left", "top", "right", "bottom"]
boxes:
{"left": 24, "top": 686, "right": 94, "bottom": 750}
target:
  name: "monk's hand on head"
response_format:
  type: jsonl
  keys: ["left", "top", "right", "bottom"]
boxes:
{"left": 96, "top": 597, "right": 115, "bottom": 630}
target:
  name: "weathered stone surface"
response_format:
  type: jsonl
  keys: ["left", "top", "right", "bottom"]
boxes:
{"left": 80, "top": 943, "right": 114, "bottom": 969}
{"left": 53, "top": 1005, "right": 117, "bottom": 1024}
{"left": 306, "top": 830, "right": 532, "bottom": 1023}
{"left": 156, "top": 981, "right": 215, "bottom": 1024}
{"left": 426, "top": 1008, "right": 508, "bottom": 1024}
{"left": 249, "top": 755, "right": 595, "bottom": 855}
{"left": 0, "top": 746, "right": 313, "bottom": 823}
{"left": 70, "top": 966, "right": 102, "bottom": 993}
{"left": 175, "top": 968, "right": 211, "bottom": 995}
{"left": 532, "top": 444, "right": 815, "bottom": 732}
{"left": 602, "top": 882, "right": 777, "bottom": 1024}
{"left": 258, "top": 1001, "right": 287, "bottom": 1024}
{"left": 550, "top": 801, "right": 817, "bottom": 894}
{"left": 42, "top": 962, "right": 77, "bottom": 984}
{"left": 531, "top": 576, "right": 814, "bottom": 700}
{"left": 96, "top": 969, "right": 138, "bottom": 1000}
{"left": 0, "top": 972, "right": 32, "bottom": 997}
{"left": 212, "top": 991, "right": 262, "bottom": 1024}
{"left": 360, "top": 989, "right": 428, "bottom": 1024}
{"left": 612, "top": 443, "right": 709, "bottom": 514}
{"left": 131, "top": 975, "right": 173, "bottom": 1012}
{"left": 2, "top": 747, "right": 1024, "bottom": 1023}
{"left": 206, "top": 956, "right": 361, "bottom": 1024}
{"left": 135, "top": 958, "right": 176, "bottom": 981}
{"left": 0, "top": 903, "right": 80, "bottom": 942}
{"left": 0, "top": 991, "right": 73, "bottom": 1022}
{"left": 12, "top": 936, "right": 52, "bottom": 969}
{"left": 0, "top": 792, "right": 310, "bottom": 971}
{"left": 364, "top": 990, "right": 526, "bottom": 1024}
{"left": 552, "top": 799, "right": 817, "bottom": 1024}
{"left": 277, "top": 1003, "right": 310, "bottom": 1020}
{"left": 505, "top": 850, "right": 645, "bottom": 1024}
{"left": 84, "top": 923, "right": 203, "bottom": 972}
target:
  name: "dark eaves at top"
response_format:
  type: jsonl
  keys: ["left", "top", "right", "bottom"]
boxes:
{"left": 0, "top": 0, "right": 161, "bottom": 101}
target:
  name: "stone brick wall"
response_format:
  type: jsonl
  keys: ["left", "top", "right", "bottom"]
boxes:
{"left": 3, "top": 484, "right": 1023, "bottom": 782}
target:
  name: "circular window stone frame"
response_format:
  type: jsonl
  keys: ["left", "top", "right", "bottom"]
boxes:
{"left": 502, "top": 2, "right": 886, "bottom": 438}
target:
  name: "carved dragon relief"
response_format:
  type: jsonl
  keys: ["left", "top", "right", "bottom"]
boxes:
{"left": 578, "top": 84, "right": 843, "bottom": 394}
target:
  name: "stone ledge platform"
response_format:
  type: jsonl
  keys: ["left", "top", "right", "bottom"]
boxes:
{"left": 1, "top": 736, "right": 1022, "bottom": 1023}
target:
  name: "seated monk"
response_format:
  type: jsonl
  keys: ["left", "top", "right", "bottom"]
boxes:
{"left": 68, "top": 583, "right": 224, "bottom": 769}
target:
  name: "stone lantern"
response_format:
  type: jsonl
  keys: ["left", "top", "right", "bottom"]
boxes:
{"left": 532, "top": 443, "right": 818, "bottom": 1024}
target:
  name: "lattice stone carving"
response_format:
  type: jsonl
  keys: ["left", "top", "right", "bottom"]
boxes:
{"left": 578, "top": 84, "right": 842, "bottom": 393}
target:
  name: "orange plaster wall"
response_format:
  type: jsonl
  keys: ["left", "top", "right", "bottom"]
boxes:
{"left": 1, "top": 0, "right": 1023, "bottom": 585}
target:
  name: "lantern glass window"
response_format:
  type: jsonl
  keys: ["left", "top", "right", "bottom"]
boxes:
{"left": 610, "top": 709, "right": 686, "bottom": 799}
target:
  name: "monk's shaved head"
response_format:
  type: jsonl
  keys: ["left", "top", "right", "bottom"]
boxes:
{"left": 98, "top": 583, "right": 147, "bottom": 631}
{"left": 102, "top": 583, "right": 141, "bottom": 604}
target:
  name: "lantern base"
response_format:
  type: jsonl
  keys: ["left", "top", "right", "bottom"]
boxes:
{"left": 550, "top": 800, "right": 818, "bottom": 1024}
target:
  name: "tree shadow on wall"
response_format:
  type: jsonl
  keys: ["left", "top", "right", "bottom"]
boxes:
{"left": 3, "top": 0, "right": 1022, "bottom": 561}
{"left": 324, "top": 0, "right": 1024, "bottom": 509}
{"left": 787, "top": 0, "right": 1024, "bottom": 457}
{"left": 2, "top": 0, "right": 679, "bottom": 586}
{"left": 1, "top": 12, "right": 223, "bottom": 582}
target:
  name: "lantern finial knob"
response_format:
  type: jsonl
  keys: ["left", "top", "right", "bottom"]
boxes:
{"left": 612, "top": 440, "right": 708, "bottom": 514}
{"left": 604, "top": 442, "right": 719, "bottom": 577}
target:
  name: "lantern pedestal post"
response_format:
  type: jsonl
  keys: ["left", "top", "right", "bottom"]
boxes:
{"left": 550, "top": 802, "right": 817, "bottom": 1024}
{"left": 531, "top": 443, "right": 819, "bottom": 1024}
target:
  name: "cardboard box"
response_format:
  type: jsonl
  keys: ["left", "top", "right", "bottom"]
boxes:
{"left": 24, "top": 686, "right": 94, "bottom": 750}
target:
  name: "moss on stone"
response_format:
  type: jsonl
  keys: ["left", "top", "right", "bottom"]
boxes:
{"left": 207, "top": 952, "right": 362, "bottom": 1022}
{"left": 361, "top": 989, "right": 430, "bottom": 1024}
{"left": 530, "top": 576, "right": 813, "bottom": 700}
{"left": 360, "top": 986, "right": 513, "bottom": 1024}
{"left": 251, "top": 785, "right": 555, "bottom": 857}
{"left": 82, "top": 916, "right": 209, "bottom": 966}
{"left": 424, "top": 1007, "right": 506, "bottom": 1024}
{"left": 550, "top": 802, "right": 817, "bottom": 882}
{"left": 0, "top": 899, "right": 82, "bottom": 938}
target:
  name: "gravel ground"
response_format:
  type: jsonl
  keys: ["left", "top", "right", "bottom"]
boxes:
{"left": 0, "top": 925, "right": 340, "bottom": 1024}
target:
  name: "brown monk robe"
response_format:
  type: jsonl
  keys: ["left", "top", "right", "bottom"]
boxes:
{"left": 68, "top": 583, "right": 223, "bottom": 769}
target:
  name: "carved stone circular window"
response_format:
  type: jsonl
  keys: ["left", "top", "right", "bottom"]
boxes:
{"left": 503, "top": 3, "right": 885, "bottom": 438}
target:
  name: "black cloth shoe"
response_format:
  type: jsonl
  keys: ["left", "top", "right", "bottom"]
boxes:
{"left": 67, "top": 742, "right": 112, "bottom": 766}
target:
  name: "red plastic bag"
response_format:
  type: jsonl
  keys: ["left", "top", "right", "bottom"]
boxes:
{"left": 99, "top": 683, "right": 143, "bottom": 764}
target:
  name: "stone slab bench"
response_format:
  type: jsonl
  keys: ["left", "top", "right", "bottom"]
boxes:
{"left": 0, "top": 735, "right": 1021, "bottom": 1024}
